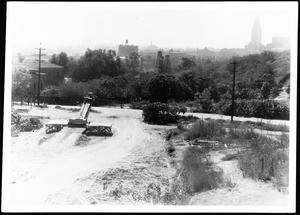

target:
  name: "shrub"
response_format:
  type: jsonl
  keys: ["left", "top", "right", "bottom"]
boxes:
{"left": 41, "top": 85, "right": 59, "bottom": 99}
{"left": 213, "top": 99, "right": 289, "bottom": 120}
{"left": 58, "top": 81, "right": 88, "bottom": 100}
{"left": 228, "top": 127, "right": 259, "bottom": 140}
{"left": 178, "top": 106, "right": 187, "bottom": 115}
{"left": 130, "top": 100, "right": 150, "bottom": 110}
{"left": 211, "top": 99, "right": 232, "bottom": 115}
{"left": 221, "top": 153, "right": 239, "bottom": 161}
{"left": 261, "top": 123, "right": 289, "bottom": 132}
{"left": 185, "top": 120, "right": 227, "bottom": 140}
{"left": 180, "top": 146, "right": 225, "bottom": 193}
{"left": 11, "top": 110, "right": 21, "bottom": 125}
{"left": 238, "top": 135, "right": 289, "bottom": 188}
{"left": 16, "top": 117, "right": 43, "bottom": 132}
{"left": 178, "top": 115, "right": 199, "bottom": 123}
{"left": 142, "top": 102, "right": 180, "bottom": 125}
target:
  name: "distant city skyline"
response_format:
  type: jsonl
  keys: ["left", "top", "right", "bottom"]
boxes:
{"left": 7, "top": 2, "right": 297, "bottom": 55}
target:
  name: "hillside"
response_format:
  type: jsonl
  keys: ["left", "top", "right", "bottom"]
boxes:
{"left": 189, "top": 50, "right": 290, "bottom": 87}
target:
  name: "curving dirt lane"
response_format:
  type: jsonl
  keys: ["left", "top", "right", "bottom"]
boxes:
{"left": 8, "top": 106, "right": 158, "bottom": 205}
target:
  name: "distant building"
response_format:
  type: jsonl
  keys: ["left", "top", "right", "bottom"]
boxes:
{"left": 266, "top": 37, "right": 290, "bottom": 51}
{"left": 143, "top": 43, "right": 159, "bottom": 53}
{"left": 245, "top": 18, "right": 264, "bottom": 54}
{"left": 17, "top": 59, "right": 64, "bottom": 96}
{"left": 118, "top": 40, "right": 138, "bottom": 57}
{"left": 168, "top": 49, "right": 187, "bottom": 65}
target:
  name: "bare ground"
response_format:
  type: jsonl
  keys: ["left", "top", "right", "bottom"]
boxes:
{"left": 190, "top": 150, "right": 289, "bottom": 206}
{"left": 8, "top": 104, "right": 290, "bottom": 206}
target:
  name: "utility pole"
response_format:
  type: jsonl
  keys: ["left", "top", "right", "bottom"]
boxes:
{"left": 34, "top": 43, "right": 45, "bottom": 106}
{"left": 230, "top": 60, "right": 237, "bottom": 123}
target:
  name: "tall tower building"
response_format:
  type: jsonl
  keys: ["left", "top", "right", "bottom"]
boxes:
{"left": 245, "top": 18, "right": 264, "bottom": 53}
{"left": 251, "top": 18, "right": 262, "bottom": 46}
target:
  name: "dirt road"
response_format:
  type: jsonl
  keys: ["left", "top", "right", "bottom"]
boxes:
{"left": 8, "top": 106, "right": 163, "bottom": 205}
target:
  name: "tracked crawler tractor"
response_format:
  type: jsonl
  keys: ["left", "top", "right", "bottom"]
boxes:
{"left": 45, "top": 92, "right": 113, "bottom": 136}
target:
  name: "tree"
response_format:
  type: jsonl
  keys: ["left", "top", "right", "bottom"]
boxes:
{"left": 12, "top": 68, "right": 31, "bottom": 105}
{"left": 195, "top": 88, "right": 213, "bottom": 113}
{"left": 41, "top": 85, "right": 59, "bottom": 103}
{"left": 41, "top": 85, "right": 59, "bottom": 98}
{"left": 260, "top": 81, "right": 272, "bottom": 99}
{"left": 126, "top": 79, "right": 151, "bottom": 101}
{"left": 270, "top": 86, "right": 280, "bottom": 99}
{"left": 50, "top": 52, "right": 69, "bottom": 67}
{"left": 50, "top": 52, "right": 69, "bottom": 77}
{"left": 177, "top": 71, "right": 197, "bottom": 94}
{"left": 68, "top": 49, "right": 124, "bottom": 82}
{"left": 127, "top": 52, "right": 140, "bottom": 75}
{"left": 148, "top": 74, "right": 192, "bottom": 103}
{"left": 158, "top": 57, "right": 165, "bottom": 74}
{"left": 179, "top": 57, "right": 196, "bottom": 70}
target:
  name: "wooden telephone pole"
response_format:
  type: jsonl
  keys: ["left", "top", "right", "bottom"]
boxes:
{"left": 34, "top": 43, "right": 45, "bottom": 106}
{"left": 230, "top": 61, "right": 237, "bottom": 123}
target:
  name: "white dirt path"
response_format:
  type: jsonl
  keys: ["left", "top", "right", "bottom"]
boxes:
{"left": 8, "top": 106, "right": 155, "bottom": 205}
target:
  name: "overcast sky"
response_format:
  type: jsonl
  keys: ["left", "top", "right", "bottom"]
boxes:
{"left": 6, "top": 2, "right": 298, "bottom": 53}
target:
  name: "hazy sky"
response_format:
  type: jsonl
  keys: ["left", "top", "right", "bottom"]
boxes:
{"left": 7, "top": 2, "right": 298, "bottom": 53}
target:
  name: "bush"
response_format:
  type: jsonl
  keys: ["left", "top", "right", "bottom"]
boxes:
{"left": 213, "top": 99, "right": 289, "bottom": 120}
{"left": 180, "top": 146, "right": 225, "bottom": 193}
{"left": 261, "top": 123, "right": 289, "bottom": 132}
{"left": 11, "top": 110, "right": 21, "bottom": 125}
{"left": 142, "top": 102, "right": 180, "bottom": 125}
{"left": 58, "top": 81, "right": 88, "bottom": 100}
{"left": 41, "top": 85, "right": 59, "bottom": 98}
{"left": 211, "top": 99, "right": 232, "bottom": 115}
{"left": 221, "top": 153, "right": 239, "bottom": 161}
{"left": 227, "top": 127, "right": 259, "bottom": 140}
{"left": 185, "top": 119, "right": 227, "bottom": 140}
{"left": 148, "top": 74, "right": 193, "bottom": 103}
{"left": 238, "top": 135, "right": 289, "bottom": 188}
{"left": 130, "top": 100, "right": 150, "bottom": 110}
{"left": 12, "top": 116, "right": 43, "bottom": 132}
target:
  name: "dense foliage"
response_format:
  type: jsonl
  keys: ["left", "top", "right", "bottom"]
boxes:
{"left": 19, "top": 48, "right": 290, "bottom": 120}
{"left": 142, "top": 102, "right": 181, "bottom": 125}
{"left": 68, "top": 49, "right": 124, "bottom": 82}
{"left": 212, "top": 99, "right": 289, "bottom": 120}
{"left": 12, "top": 68, "right": 32, "bottom": 104}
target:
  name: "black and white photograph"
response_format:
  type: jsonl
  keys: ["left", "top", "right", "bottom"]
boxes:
{"left": 2, "top": 1, "right": 297, "bottom": 213}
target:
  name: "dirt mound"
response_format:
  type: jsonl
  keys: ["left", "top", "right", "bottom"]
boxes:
{"left": 69, "top": 154, "right": 175, "bottom": 205}
{"left": 75, "top": 134, "right": 92, "bottom": 146}
{"left": 11, "top": 110, "right": 43, "bottom": 136}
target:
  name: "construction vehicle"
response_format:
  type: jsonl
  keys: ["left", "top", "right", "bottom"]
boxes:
{"left": 45, "top": 92, "right": 113, "bottom": 136}
{"left": 68, "top": 92, "right": 93, "bottom": 127}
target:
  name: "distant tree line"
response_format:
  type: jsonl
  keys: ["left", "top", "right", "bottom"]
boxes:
{"left": 13, "top": 48, "right": 290, "bottom": 120}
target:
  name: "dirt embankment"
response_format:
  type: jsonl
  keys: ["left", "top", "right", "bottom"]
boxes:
{"left": 190, "top": 150, "right": 289, "bottom": 206}
{"left": 165, "top": 123, "right": 290, "bottom": 206}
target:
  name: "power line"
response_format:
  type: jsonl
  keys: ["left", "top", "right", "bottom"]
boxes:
{"left": 34, "top": 43, "right": 46, "bottom": 106}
